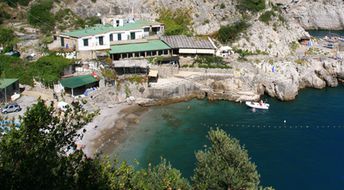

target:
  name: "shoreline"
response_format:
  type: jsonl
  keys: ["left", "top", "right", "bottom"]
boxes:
{"left": 80, "top": 82, "right": 344, "bottom": 158}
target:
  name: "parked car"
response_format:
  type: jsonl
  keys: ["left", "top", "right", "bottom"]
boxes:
{"left": 4, "top": 50, "right": 21, "bottom": 57}
{"left": 325, "top": 43, "right": 335, "bottom": 49}
{"left": 1, "top": 103, "right": 22, "bottom": 114}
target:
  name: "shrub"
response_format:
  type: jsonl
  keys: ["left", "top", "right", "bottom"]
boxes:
{"left": 3, "top": 0, "right": 32, "bottom": 7}
{"left": 259, "top": 10, "right": 276, "bottom": 24}
{"left": 158, "top": 8, "right": 192, "bottom": 36}
{"left": 237, "top": 0, "right": 266, "bottom": 12}
{"left": 0, "top": 27, "right": 18, "bottom": 51}
{"left": 0, "top": 6, "right": 11, "bottom": 24}
{"left": 28, "top": 0, "right": 55, "bottom": 33}
{"left": 193, "top": 56, "right": 230, "bottom": 69}
{"left": 217, "top": 20, "right": 250, "bottom": 44}
{"left": 0, "top": 55, "right": 72, "bottom": 86}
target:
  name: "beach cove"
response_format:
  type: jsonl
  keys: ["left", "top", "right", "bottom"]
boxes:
{"left": 111, "top": 85, "right": 344, "bottom": 190}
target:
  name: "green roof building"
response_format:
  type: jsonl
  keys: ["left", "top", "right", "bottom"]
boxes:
{"left": 60, "top": 75, "right": 99, "bottom": 96}
{"left": 0, "top": 79, "right": 19, "bottom": 103}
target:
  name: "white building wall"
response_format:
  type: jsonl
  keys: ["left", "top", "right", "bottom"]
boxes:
{"left": 76, "top": 29, "right": 147, "bottom": 52}
{"left": 77, "top": 33, "right": 111, "bottom": 51}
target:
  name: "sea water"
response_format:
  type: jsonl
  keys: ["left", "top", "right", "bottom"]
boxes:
{"left": 113, "top": 86, "right": 344, "bottom": 190}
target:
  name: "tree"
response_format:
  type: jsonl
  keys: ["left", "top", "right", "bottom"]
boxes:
{"left": 192, "top": 128, "right": 261, "bottom": 190}
{"left": 132, "top": 158, "right": 191, "bottom": 190}
{"left": 0, "top": 99, "right": 109, "bottom": 189}
{"left": 27, "top": 0, "right": 55, "bottom": 33}
{"left": 0, "top": 27, "right": 17, "bottom": 51}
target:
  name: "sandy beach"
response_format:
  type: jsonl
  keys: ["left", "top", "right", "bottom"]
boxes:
{"left": 76, "top": 103, "right": 149, "bottom": 158}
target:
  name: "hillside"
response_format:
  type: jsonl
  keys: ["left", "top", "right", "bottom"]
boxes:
{"left": 0, "top": 0, "right": 343, "bottom": 57}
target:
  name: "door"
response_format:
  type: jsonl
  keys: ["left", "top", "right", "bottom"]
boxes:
{"left": 130, "top": 32, "right": 136, "bottom": 40}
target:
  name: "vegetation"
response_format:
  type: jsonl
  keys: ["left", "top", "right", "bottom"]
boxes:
{"left": 1, "top": 0, "right": 32, "bottom": 7}
{"left": 0, "top": 4, "right": 11, "bottom": 24}
{"left": 193, "top": 128, "right": 264, "bottom": 190}
{"left": 259, "top": 10, "right": 276, "bottom": 24}
{"left": 0, "top": 27, "right": 17, "bottom": 51}
{"left": 158, "top": 8, "right": 192, "bottom": 36}
{"left": 193, "top": 55, "right": 231, "bottom": 69}
{"left": 217, "top": 20, "right": 250, "bottom": 44}
{"left": 290, "top": 41, "right": 299, "bottom": 52}
{"left": 0, "top": 101, "right": 273, "bottom": 189}
{"left": 237, "top": 0, "right": 266, "bottom": 12}
{"left": 0, "top": 55, "right": 72, "bottom": 86}
{"left": 127, "top": 75, "right": 147, "bottom": 84}
{"left": 27, "top": 0, "right": 55, "bottom": 33}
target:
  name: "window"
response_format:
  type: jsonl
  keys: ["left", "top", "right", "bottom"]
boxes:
{"left": 83, "top": 39, "right": 89, "bottom": 47}
{"left": 117, "top": 33, "right": 122, "bottom": 41}
{"left": 110, "top": 34, "right": 113, "bottom": 41}
{"left": 61, "top": 37, "right": 65, "bottom": 47}
{"left": 144, "top": 27, "right": 150, "bottom": 32}
{"left": 130, "top": 32, "right": 136, "bottom": 40}
{"left": 98, "top": 36, "right": 104, "bottom": 45}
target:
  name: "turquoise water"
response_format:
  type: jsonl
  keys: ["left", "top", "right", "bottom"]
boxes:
{"left": 113, "top": 86, "right": 344, "bottom": 190}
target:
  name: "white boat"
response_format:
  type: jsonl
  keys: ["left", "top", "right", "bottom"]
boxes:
{"left": 245, "top": 101, "right": 270, "bottom": 110}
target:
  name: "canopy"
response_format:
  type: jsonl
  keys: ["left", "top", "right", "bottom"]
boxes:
{"left": 61, "top": 75, "right": 98, "bottom": 89}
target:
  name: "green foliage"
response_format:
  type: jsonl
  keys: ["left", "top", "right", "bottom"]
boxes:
{"left": 32, "top": 55, "right": 72, "bottom": 86}
{"left": 193, "top": 55, "right": 230, "bottom": 69}
{"left": 192, "top": 128, "right": 260, "bottom": 190}
{"left": 238, "top": 0, "right": 266, "bottom": 12}
{"left": 233, "top": 48, "right": 268, "bottom": 60}
{"left": 217, "top": 20, "right": 250, "bottom": 44}
{"left": 101, "top": 68, "right": 117, "bottom": 80}
{"left": 0, "top": 27, "right": 17, "bottom": 50}
{"left": 0, "top": 55, "right": 33, "bottom": 85}
{"left": 0, "top": 99, "right": 106, "bottom": 189}
{"left": 259, "top": 10, "right": 276, "bottom": 24}
{"left": 2, "top": 0, "right": 32, "bottom": 7}
{"left": 290, "top": 41, "right": 299, "bottom": 52}
{"left": 0, "top": 55, "right": 72, "bottom": 86}
{"left": 158, "top": 8, "right": 192, "bottom": 36}
{"left": 27, "top": 0, "right": 55, "bottom": 33}
{"left": 220, "top": 3, "right": 226, "bottom": 9}
{"left": 0, "top": 5, "right": 11, "bottom": 24}
{"left": 127, "top": 75, "right": 146, "bottom": 84}
{"left": 295, "top": 59, "right": 307, "bottom": 65}
{"left": 132, "top": 158, "right": 190, "bottom": 190}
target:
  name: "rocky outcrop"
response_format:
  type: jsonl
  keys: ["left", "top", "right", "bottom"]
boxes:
{"left": 147, "top": 57, "right": 344, "bottom": 102}
{"left": 287, "top": 0, "right": 344, "bottom": 30}
{"left": 235, "top": 21, "right": 307, "bottom": 57}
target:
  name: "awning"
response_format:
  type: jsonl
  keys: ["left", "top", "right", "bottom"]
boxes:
{"left": 148, "top": 70, "right": 158, "bottom": 78}
{"left": 0, "top": 79, "right": 18, "bottom": 89}
{"left": 60, "top": 75, "right": 98, "bottom": 89}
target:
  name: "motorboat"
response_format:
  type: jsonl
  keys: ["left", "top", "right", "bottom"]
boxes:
{"left": 245, "top": 101, "right": 270, "bottom": 110}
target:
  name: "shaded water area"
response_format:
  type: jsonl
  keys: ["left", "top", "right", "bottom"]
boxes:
{"left": 112, "top": 85, "right": 344, "bottom": 190}
{"left": 308, "top": 30, "right": 344, "bottom": 38}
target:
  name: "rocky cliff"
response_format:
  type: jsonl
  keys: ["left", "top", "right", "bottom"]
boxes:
{"left": 287, "top": 0, "right": 344, "bottom": 30}
{"left": 147, "top": 55, "right": 344, "bottom": 102}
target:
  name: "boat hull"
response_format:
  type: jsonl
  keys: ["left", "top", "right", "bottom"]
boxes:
{"left": 245, "top": 101, "right": 270, "bottom": 110}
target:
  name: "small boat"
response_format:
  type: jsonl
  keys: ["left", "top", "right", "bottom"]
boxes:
{"left": 245, "top": 101, "right": 270, "bottom": 110}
